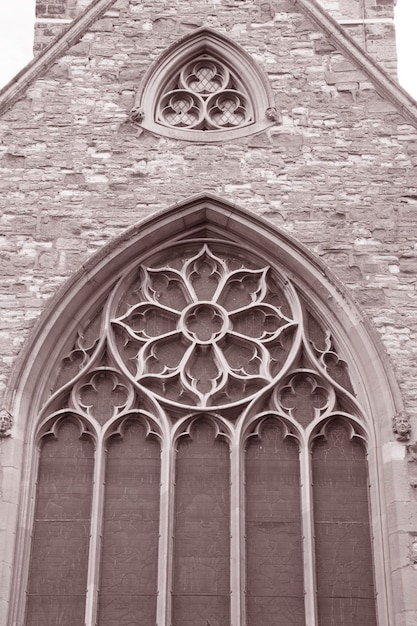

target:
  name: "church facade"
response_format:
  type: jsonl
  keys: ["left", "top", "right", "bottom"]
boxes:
{"left": 1, "top": 1, "right": 417, "bottom": 624}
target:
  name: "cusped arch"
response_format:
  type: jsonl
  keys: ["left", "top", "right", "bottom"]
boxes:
{"left": 132, "top": 27, "right": 278, "bottom": 141}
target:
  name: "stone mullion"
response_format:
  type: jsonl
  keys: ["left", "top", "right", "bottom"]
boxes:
{"left": 84, "top": 431, "right": 105, "bottom": 626}
{"left": 230, "top": 433, "right": 245, "bottom": 626}
{"left": 9, "top": 440, "right": 42, "bottom": 626}
{"left": 156, "top": 431, "right": 174, "bottom": 626}
{"left": 300, "top": 438, "right": 318, "bottom": 626}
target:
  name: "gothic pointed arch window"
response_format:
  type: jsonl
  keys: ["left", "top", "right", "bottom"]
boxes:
{"left": 9, "top": 197, "right": 394, "bottom": 626}
{"left": 131, "top": 28, "right": 279, "bottom": 141}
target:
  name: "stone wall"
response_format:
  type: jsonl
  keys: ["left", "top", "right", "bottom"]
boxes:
{"left": 318, "top": 0, "right": 398, "bottom": 76}
{"left": 34, "top": 0, "right": 94, "bottom": 53}
{"left": 2, "top": 0, "right": 415, "bottom": 412}
{"left": 1, "top": 0, "right": 417, "bottom": 623}
{"left": 36, "top": 0, "right": 91, "bottom": 18}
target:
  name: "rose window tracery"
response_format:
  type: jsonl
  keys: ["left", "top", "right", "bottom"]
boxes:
{"left": 112, "top": 245, "right": 296, "bottom": 408}
{"left": 27, "top": 226, "right": 380, "bottom": 626}
{"left": 157, "top": 56, "right": 252, "bottom": 131}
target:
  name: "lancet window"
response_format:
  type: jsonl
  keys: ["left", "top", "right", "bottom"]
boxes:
{"left": 24, "top": 239, "right": 378, "bottom": 626}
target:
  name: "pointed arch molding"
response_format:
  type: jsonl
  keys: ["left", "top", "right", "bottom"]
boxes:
{"left": 7, "top": 193, "right": 400, "bottom": 438}
{"left": 5, "top": 194, "right": 399, "bottom": 625}
{"left": 131, "top": 28, "right": 278, "bottom": 141}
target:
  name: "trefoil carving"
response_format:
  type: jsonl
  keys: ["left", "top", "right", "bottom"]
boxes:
{"left": 133, "top": 28, "right": 277, "bottom": 141}
{"left": 157, "top": 56, "right": 252, "bottom": 131}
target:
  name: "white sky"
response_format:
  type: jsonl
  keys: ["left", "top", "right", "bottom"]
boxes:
{"left": 0, "top": 0, "right": 416, "bottom": 98}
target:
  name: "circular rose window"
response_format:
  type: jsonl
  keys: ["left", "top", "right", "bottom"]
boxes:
{"left": 111, "top": 243, "right": 298, "bottom": 409}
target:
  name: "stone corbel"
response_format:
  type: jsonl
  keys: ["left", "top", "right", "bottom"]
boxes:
{"left": 393, "top": 411, "right": 412, "bottom": 442}
{"left": 130, "top": 106, "right": 145, "bottom": 124}
{"left": 0, "top": 408, "right": 13, "bottom": 438}
{"left": 265, "top": 106, "right": 280, "bottom": 123}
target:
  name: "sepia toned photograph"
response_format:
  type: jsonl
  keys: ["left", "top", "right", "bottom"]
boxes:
{"left": 0, "top": 1, "right": 417, "bottom": 625}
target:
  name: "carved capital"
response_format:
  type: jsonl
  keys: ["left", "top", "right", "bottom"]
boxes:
{"left": 393, "top": 411, "right": 411, "bottom": 442}
{"left": 0, "top": 408, "right": 13, "bottom": 438}
{"left": 130, "top": 106, "right": 145, "bottom": 123}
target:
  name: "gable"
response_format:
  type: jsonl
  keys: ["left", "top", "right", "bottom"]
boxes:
{"left": 1, "top": 0, "right": 417, "bottom": 126}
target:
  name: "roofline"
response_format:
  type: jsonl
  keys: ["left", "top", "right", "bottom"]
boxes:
{"left": 292, "top": 0, "right": 417, "bottom": 127}
{"left": 0, "top": 0, "right": 416, "bottom": 128}
{"left": 0, "top": 0, "right": 117, "bottom": 116}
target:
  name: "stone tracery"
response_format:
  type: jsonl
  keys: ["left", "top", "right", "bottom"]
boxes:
{"left": 24, "top": 228, "right": 378, "bottom": 626}
{"left": 157, "top": 56, "right": 252, "bottom": 131}
{"left": 112, "top": 245, "right": 296, "bottom": 408}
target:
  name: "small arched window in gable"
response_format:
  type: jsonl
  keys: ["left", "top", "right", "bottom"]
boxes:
{"left": 132, "top": 28, "right": 279, "bottom": 141}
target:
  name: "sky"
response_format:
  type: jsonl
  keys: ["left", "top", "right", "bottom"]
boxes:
{"left": 0, "top": 0, "right": 416, "bottom": 99}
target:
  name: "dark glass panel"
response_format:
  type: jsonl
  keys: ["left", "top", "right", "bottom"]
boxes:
{"left": 231, "top": 305, "right": 286, "bottom": 339}
{"left": 189, "top": 254, "right": 221, "bottom": 301}
{"left": 173, "top": 420, "right": 230, "bottom": 626}
{"left": 306, "top": 309, "right": 354, "bottom": 394}
{"left": 25, "top": 597, "right": 86, "bottom": 626}
{"left": 53, "top": 311, "right": 102, "bottom": 391}
{"left": 245, "top": 419, "right": 304, "bottom": 626}
{"left": 185, "top": 345, "right": 221, "bottom": 395}
{"left": 148, "top": 271, "right": 189, "bottom": 310}
{"left": 219, "top": 271, "right": 263, "bottom": 311}
{"left": 312, "top": 419, "right": 377, "bottom": 626}
{"left": 98, "top": 419, "right": 161, "bottom": 626}
{"left": 80, "top": 371, "right": 128, "bottom": 425}
{"left": 279, "top": 373, "right": 329, "bottom": 428}
{"left": 26, "top": 419, "right": 94, "bottom": 626}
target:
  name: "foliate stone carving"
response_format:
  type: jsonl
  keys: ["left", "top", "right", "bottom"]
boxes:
{"left": 157, "top": 56, "right": 252, "bottom": 131}
{"left": 0, "top": 408, "right": 13, "bottom": 437}
{"left": 393, "top": 411, "right": 412, "bottom": 442}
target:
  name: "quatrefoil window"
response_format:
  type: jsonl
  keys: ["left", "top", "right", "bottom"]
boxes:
{"left": 133, "top": 28, "right": 277, "bottom": 141}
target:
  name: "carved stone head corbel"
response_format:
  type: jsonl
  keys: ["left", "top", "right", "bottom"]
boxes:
{"left": 0, "top": 408, "right": 13, "bottom": 438}
{"left": 393, "top": 411, "right": 412, "bottom": 442}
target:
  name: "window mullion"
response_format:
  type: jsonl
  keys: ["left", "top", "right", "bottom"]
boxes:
{"left": 156, "top": 434, "right": 174, "bottom": 626}
{"left": 84, "top": 430, "right": 105, "bottom": 626}
{"left": 230, "top": 435, "right": 244, "bottom": 626}
{"left": 300, "top": 438, "right": 318, "bottom": 626}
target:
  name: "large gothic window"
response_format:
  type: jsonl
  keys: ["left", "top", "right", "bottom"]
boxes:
{"left": 131, "top": 28, "right": 278, "bottom": 141}
{"left": 23, "top": 228, "right": 379, "bottom": 626}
